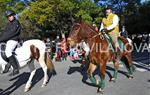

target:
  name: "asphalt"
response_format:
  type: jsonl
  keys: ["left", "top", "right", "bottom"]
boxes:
{"left": 0, "top": 52, "right": 149, "bottom": 95}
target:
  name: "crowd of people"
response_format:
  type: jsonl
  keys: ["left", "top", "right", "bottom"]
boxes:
{"left": 43, "top": 36, "right": 86, "bottom": 63}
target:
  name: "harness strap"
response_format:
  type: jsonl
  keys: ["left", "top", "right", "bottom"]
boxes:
{"left": 92, "top": 32, "right": 102, "bottom": 38}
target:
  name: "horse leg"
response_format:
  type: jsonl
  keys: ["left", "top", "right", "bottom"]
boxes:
{"left": 97, "top": 61, "right": 107, "bottom": 93}
{"left": 24, "top": 59, "right": 36, "bottom": 92}
{"left": 110, "top": 59, "right": 119, "bottom": 82}
{"left": 87, "top": 62, "right": 98, "bottom": 85}
{"left": 124, "top": 42, "right": 135, "bottom": 78}
{"left": 38, "top": 53, "right": 49, "bottom": 87}
{"left": 125, "top": 53, "right": 135, "bottom": 79}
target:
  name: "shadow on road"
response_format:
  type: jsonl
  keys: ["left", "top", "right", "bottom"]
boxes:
{"left": 0, "top": 68, "right": 54, "bottom": 95}
{"left": 106, "top": 66, "right": 129, "bottom": 78}
{"left": 132, "top": 50, "right": 149, "bottom": 71}
{"left": 67, "top": 66, "right": 88, "bottom": 81}
{"left": 0, "top": 88, "right": 3, "bottom": 93}
{"left": 67, "top": 64, "right": 129, "bottom": 88}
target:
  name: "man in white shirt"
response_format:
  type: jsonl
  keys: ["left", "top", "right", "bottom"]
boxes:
{"left": 100, "top": 6, "right": 120, "bottom": 59}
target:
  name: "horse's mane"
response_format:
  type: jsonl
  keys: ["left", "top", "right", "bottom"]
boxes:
{"left": 70, "top": 20, "right": 100, "bottom": 42}
{"left": 80, "top": 21, "right": 98, "bottom": 36}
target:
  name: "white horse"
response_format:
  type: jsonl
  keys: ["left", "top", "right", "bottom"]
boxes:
{"left": 0, "top": 39, "right": 54, "bottom": 92}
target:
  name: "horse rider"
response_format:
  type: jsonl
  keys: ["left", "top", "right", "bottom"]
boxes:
{"left": 0, "top": 10, "right": 21, "bottom": 76}
{"left": 100, "top": 5, "right": 120, "bottom": 60}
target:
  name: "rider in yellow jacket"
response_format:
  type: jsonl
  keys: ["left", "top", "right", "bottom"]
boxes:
{"left": 100, "top": 6, "right": 120, "bottom": 59}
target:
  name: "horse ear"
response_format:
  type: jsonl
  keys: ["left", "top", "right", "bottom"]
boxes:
{"left": 70, "top": 15, "right": 82, "bottom": 24}
{"left": 71, "top": 17, "right": 75, "bottom": 24}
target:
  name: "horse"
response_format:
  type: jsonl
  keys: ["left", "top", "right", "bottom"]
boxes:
{"left": 67, "top": 20, "right": 135, "bottom": 93}
{"left": 0, "top": 39, "right": 55, "bottom": 92}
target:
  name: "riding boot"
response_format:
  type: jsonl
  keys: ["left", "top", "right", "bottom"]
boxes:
{"left": 2, "top": 63, "right": 11, "bottom": 73}
{"left": 8, "top": 55, "right": 19, "bottom": 76}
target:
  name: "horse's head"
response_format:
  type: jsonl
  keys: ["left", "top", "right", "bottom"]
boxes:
{"left": 67, "top": 22, "right": 82, "bottom": 46}
{"left": 67, "top": 20, "right": 98, "bottom": 47}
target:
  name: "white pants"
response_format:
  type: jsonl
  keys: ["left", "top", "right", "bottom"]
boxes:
{"left": 5, "top": 40, "right": 18, "bottom": 57}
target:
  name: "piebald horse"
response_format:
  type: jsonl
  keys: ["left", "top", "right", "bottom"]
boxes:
{"left": 0, "top": 39, "right": 54, "bottom": 92}
{"left": 68, "top": 20, "right": 135, "bottom": 93}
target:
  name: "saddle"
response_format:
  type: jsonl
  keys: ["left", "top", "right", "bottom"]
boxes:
{"left": 102, "top": 33, "right": 125, "bottom": 52}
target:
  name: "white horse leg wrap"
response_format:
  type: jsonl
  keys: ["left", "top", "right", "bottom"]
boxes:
{"left": 25, "top": 69, "right": 36, "bottom": 89}
{"left": 42, "top": 66, "right": 48, "bottom": 87}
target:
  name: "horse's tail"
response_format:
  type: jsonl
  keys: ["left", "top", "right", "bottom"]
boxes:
{"left": 45, "top": 51, "right": 55, "bottom": 72}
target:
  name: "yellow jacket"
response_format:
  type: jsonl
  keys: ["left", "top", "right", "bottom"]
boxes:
{"left": 101, "top": 13, "right": 119, "bottom": 35}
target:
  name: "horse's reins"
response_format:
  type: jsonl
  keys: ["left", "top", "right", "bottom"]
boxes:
{"left": 70, "top": 23, "right": 103, "bottom": 42}
{"left": 87, "top": 29, "right": 104, "bottom": 40}
{"left": 92, "top": 32, "right": 102, "bottom": 38}
{"left": 83, "top": 24, "right": 103, "bottom": 39}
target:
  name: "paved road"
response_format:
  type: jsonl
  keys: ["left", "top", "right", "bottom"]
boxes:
{"left": 0, "top": 53, "right": 149, "bottom": 95}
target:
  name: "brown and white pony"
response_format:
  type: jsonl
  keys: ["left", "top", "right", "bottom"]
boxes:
{"left": 0, "top": 39, "right": 54, "bottom": 92}
{"left": 68, "top": 20, "right": 135, "bottom": 93}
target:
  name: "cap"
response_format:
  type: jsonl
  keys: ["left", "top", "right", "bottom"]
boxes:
{"left": 5, "top": 10, "right": 15, "bottom": 17}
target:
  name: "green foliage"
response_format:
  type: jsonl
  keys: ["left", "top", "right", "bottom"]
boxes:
{"left": 1, "top": 0, "right": 149, "bottom": 38}
{"left": 19, "top": 0, "right": 103, "bottom": 38}
{"left": 75, "top": 0, "right": 103, "bottom": 23}
{"left": 0, "top": 0, "right": 13, "bottom": 31}
{"left": 14, "top": 2, "right": 26, "bottom": 12}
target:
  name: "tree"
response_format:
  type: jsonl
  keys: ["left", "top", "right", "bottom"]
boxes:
{"left": 126, "top": 1, "right": 150, "bottom": 34}
{"left": 0, "top": 0, "right": 29, "bottom": 31}
{"left": 0, "top": 0, "right": 13, "bottom": 31}
{"left": 19, "top": 0, "right": 103, "bottom": 39}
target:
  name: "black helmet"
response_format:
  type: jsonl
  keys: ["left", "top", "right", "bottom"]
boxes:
{"left": 5, "top": 10, "right": 15, "bottom": 17}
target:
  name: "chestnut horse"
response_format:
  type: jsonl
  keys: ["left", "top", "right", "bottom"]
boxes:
{"left": 68, "top": 20, "right": 135, "bottom": 93}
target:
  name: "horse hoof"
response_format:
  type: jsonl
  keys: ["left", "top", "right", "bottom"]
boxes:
{"left": 109, "top": 78, "right": 116, "bottom": 82}
{"left": 24, "top": 88, "right": 30, "bottom": 92}
{"left": 24, "top": 84, "right": 31, "bottom": 92}
{"left": 42, "top": 80, "right": 48, "bottom": 87}
{"left": 128, "top": 76, "right": 134, "bottom": 79}
{"left": 41, "top": 83, "right": 47, "bottom": 87}
{"left": 97, "top": 88, "right": 104, "bottom": 94}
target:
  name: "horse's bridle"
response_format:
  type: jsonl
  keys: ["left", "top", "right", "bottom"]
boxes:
{"left": 69, "top": 23, "right": 104, "bottom": 43}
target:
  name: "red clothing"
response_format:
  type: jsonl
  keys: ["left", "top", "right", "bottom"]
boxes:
{"left": 61, "top": 41, "right": 67, "bottom": 54}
